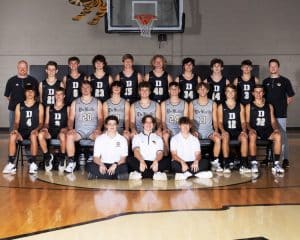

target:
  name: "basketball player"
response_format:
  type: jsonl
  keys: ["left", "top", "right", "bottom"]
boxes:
{"left": 128, "top": 115, "right": 168, "bottom": 180}
{"left": 130, "top": 81, "right": 161, "bottom": 136}
{"left": 86, "top": 115, "right": 128, "bottom": 180}
{"left": 189, "top": 82, "right": 222, "bottom": 172}
{"left": 263, "top": 59, "right": 295, "bottom": 168}
{"left": 161, "top": 81, "right": 188, "bottom": 155}
{"left": 39, "top": 61, "right": 64, "bottom": 107}
{"left": 103, "top": 81, "right": 130, "bottom": 141}
{"left": 144, "top": 55, "right": 173, "bottom": 103}
{"left": 217, "top": 84, "right": 249, "bottom": 173}
{"left": 246, "top": 85, "right": 283, "bottom": 174}
{"left": 63, "top": 56, "right": 86, "bottom": 106}
{"left": 233, "top": 59, "right": 259, "bottom": 105}
{"left": 88, "top": 54, "right": 113, "bottom": 103}
{"left": 175, "top": 57, "right": 201, "bottom": 103}
{"left": 115, "top": 54, "right": 143, "bottom": 104}
{"left": 204, "top": 58, "right": 230, "bottom": 105}
{"left": 38, "top": 87, "right": 69, "bottom": 172}
{"left": 170, "top": 117, "right": 212, "bottom": 180}
{"left": 3, "top": 85, "right": 44, "bottom": 175}
{"left": 65, "top": 80, "right": 103, "bottom": 173}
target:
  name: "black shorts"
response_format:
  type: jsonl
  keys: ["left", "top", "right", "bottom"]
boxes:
{"left": 227, "top": 130, "right": 241, "bottom": 140}
{"left": 256, "top": 128, "right": 273, "bottom": 140}
{"left": 49, "top": 128, "right": 60, "bottom": 139}
{"left": 19, "top": 129, "right": 32, "bottom": 140}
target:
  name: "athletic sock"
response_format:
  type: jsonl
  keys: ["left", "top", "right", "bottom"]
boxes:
{"left": 8, "top": 156, "right": 15, "bottom": 164}
{"left": 274, "top": 154, "right": 280, "bottom": 162}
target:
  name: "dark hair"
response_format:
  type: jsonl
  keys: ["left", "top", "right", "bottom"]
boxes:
{"left": 179, "top": 116, "right": 191, "bottom": 125}
{"left": 210, "top": 58, "right": 224, "bottom": 68}
{"left": 105, "top": 115, "right": 119, "bottom": 125}
{"left": 81, "top": 80, "right": 92, "bottom": 87}
{"left": 182, "top": 57, "right": 195, "bottom": 67}
{"left": 241, "top": 59, "right": 252, "bottom": 66}
{"left": 225, "top": 84, "right": 237, "bottom": 92}
{"left": 138, "top": 81, "right": 152, "bottom": 91}
{"left": 45, "top": 61, "right": 58, "bottom": 70}
{"left": 142, "top": 115, "right": 156, "bottom": 125}
{"left": 111, "top": 81, "right": 122, "bottom": 88}
{"left": 269, "top": 58, "right": 280, "bottom": 67}
{"left": 55, "top": 86, "right": 65, "bottom": 94}
{"left": 168, "top": 81, "right": 179, "bottom": 88}
{"left": 122, "top": 54, "right": 134, "bottom": 62}
{"left": 68, "top": 56, "right": 80, "bottom": 64}
{"left": 253, "top": 84, "right": 264, "bottom": 91}
{"left": 24, "top": 84, "right": 35, "bottom": 93}
{"left": 196, "top": 82, "right": 210, "bottom": 91}
{"left": 92, "top": 55, "right": 107, "bottom": 68}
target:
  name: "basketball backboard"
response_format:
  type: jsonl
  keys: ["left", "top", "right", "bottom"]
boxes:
{"left": 105, "top": 0, "right": 185, "bottom": 33}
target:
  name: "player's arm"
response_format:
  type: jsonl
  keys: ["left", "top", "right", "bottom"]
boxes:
{"left": 217, "top": 104, "right": 226, "bottom": 133}
{"left": 269, "top": 104, "right": 280, "bottom": 131}
{"left": 130, "top": 104, "right": 137, "bottom": 134}
{"left": 245, "top": 104, "right": 253, "bottom": 132}
{"left": 60, "top": 80, "right": 65, "bottom": 88}
{"left": 160, "top": 101, "right": 167, "bottom": 131}
{"left": 102, "top": 101, "right": 108, "bottom": 120}
{"left": 197, "top": 75, "right": 202, "bottom": 83}
{"left": 233, "top": 78, "right": 238, "bottom": 86}
{"left": 226, "top": 79, "right": 230, "bottom": 85}
{"left": 108, "top": 75, "right": 113, "bottom": 86}
{"left": 188, "top": 102, "right": 197, "bottom": 135}
{"left": 183, "top": 102, "right": 189, "bottom": 117}
{"left": 203, "top": 78, "right": 208, "bottom": 83}
{"left": 97, "top": 100, "right": 103, "bottom": 131}
{"left": 38, "top": 82, "right": 43, "bottom": 103}
{"left": 137, "top": 72, "right": 144, "bottom": 83}
{"left": 12, "top": 104, "right": 21, "bottom": 132}
{"left": 42, "top": 106, "right": 50, "bottom": 129}
{"left": 124, "top": 101, "right": 130, "bottom": 132}
{"left": 62, "top": 75, "right": 67, "bottom": 87}
{"left": 212, "top": 102, "right": 219, "bottom": 132}
{"left": 254, "top": 77, "right": 260, "bottom": 84}
{"left": 67, "top": 100, "right": 76, "bottom": 130}
{"left": 144, "top": 73, "right": 150, "bottom": 81}
{"left": 114, "top": 73, "right": 120, "bottom": 81}
{"left": 174, "top": 76, "right": 179, "bottom": 82}
{"left": 167, "top": 74, "right": 173, "bottom": 85}
{"left": 240, "top": 104, "right": 247, "bottom": 133}
{"left": 155, "top": 103, "right": 162, "bottom": 132}
{"left": 32, "top": 104, "right": 44, "bottom": 134}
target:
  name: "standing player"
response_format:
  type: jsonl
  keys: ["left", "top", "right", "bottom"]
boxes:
{"left": 233, "top": 59, "right": 259, "bottom": 105}
{"left": 103, "top": 81, "right": 130, "bottom": 140}
{"left": 204, "top": 58, "right": 230, "bottom": 105}
{"left": 4, "top": 60, "right": 39, "bottom": 132}
{"left": 161, "top": 82, "right": 188, "bottom": 155}
{"left": 88, "top": 54, "right": 113, "bottom": 103}
{"left": 65, "top": 80, "right": 103, "bottom": 173}
{"left": 217, "top": 84, "right": 249, "bottom": 173}
{"left": 263, "top": 59, "right": 295, "bottom": 168}
{"left": 175, "top": 57, "right": 201, "bottom": 103}
{"left": 38, "top": 87, "right": 69, "bottom": 172}
{"left": 39, "top": 61, "right": 64, "bottom": 107}
{"left": 3, "top": 85, "right": 44, "bottom": 175}
{"left": 63, "top": 56, "right": 86, "bottom": 106}
{"left": 144, "top": 55, "right": 173, "bottom": 103}
{"left": 130, "top": 81, "right": 161, "bottom": 136}
{"left": 189, "top": 82, "right": 222, "bottom": 172}
{"left": 115, "top": 54, "right": 143, "bottom": 104}
{"left": 246, "top": 85, "right": 283, "bottom": 174}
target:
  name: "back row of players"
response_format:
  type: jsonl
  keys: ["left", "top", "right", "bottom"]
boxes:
{"left": 3, "top": 55, "right": 295, "bottom": 179}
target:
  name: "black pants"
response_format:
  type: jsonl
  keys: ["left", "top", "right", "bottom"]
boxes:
{"left": 127, "top": 156, "right": 170, "bottom": 178}
{"left": 86, "top": 162, "right": 128, "bottom": 180}
{"left": 171, "top": 158, "right": 210, "bottom": 174}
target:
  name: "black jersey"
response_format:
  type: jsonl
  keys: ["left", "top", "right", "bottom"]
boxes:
{"left": 178, "top": 74, "right": 199, "bottom": 103}
{"left": 48, "top": 105, "right": 68, "bottom": 137}
{"left": 236, "top": 76, "right": 256, "bottom": 105}
{"left": 19, "top": 101, "right": 39, "bottom": 133}
{"left": 65, "top": 73, "right": 85, "bottom": 106}
{"left": 90, "top": 73, "right": 110, "bottom": 102}
{"left": 207, "top": 76, "right": 227, "bottom": 105}
{"left": 42, "top": 79, "right": 61, "bottom": 107}
{"left": 148, "top": 71, "right": 169, "bottom": 103}
{"left": 222, "top": 102, "right": 242, "bottom": 137}
{"left": 119, "top": 71, "right": 139, "bottom": 104}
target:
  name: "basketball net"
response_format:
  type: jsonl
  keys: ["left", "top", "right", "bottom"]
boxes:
{"left": 134, "top": 14, "right": 156, "bottom": 38}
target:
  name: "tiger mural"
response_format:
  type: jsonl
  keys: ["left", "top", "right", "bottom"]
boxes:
{"left": 69, "top": 0, "right": 107, "bottom": 25}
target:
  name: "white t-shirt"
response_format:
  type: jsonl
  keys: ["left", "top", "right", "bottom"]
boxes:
{"left": 132, "top": 132, "right": 163, "bottom": 161}
{"left": 170, "top": 132, "right": 201, "bottom": 162}
{"left": 93, "top": 132, "right": 128, "bottom": 164}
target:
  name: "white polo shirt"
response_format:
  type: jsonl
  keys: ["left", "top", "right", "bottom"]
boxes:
{"left": 132, "top": 132, "right": 163, "bottom": 161}
{"left": 170, "top": 132, "right": 201, "bottom": 162}
{"left": 93, "top": 132, "right": 128, "bottom": 164}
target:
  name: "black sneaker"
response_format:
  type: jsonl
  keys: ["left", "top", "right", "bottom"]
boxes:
{"left": 282, "top": 159, "right": 290, "bottom": 169}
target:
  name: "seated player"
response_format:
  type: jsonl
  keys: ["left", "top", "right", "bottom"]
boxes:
{"left": 130, "top": 81, "right": 161, "bottom": 136}
{"left": 86, "top": 115, "right": 128, "bottom": 180}
{"left": 65, "top": 80, "right": 103, "bottom": 173}
{"left": 3, "top": 85, "right": 44, "bottom": 175}
{"left": 161, "top": 81, "right": 188, "bottom": 155}
{"left": 170, "top": 117, "right": 212, "bottom": 180}
{"left": 246, "top": 85, "right": 283, "bottom": 174}
{"left": 189, "top": 82, "right": 222, "bottom": 172}
{"left": 144, "top": 55, "right": 173, "bottom": 103}
{"left": 217, "top": 84, "right": 249, "bottom": 174}
{"left": 115, "top": 53, "right": 143, "bottom": 104}
{"left": 128, "top": 115, "right": 168, "bottom": 180}
{"left": 103, "top": 81, "right": 130, "bottom": 141}
{"left": 175, "top": 57, "right": 201, "bottom": 103}
{"left": 38, "top": 87, "right": 69, "bottom": 172}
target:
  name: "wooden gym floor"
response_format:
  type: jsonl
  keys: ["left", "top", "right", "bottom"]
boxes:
{"left": 0, "top": 132, "right": 300, "bottom": 240}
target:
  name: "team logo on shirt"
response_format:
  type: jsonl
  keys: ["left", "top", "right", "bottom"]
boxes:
{"left": 152, "top": 140, "right": 156, "bottom": 144}
{"left": 277, "top": 83, "right": 281, "bottom": 87}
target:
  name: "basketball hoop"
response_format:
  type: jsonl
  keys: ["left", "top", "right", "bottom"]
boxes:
{"left": 134, "top": 14, "right": 156, "bottom": 38}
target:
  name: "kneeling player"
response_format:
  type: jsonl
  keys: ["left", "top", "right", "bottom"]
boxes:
{"left": 246, "top": 85, "right": 283, "bottom": 174}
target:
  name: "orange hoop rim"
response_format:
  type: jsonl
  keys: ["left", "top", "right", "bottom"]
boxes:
{"left": 134, "top": 14, "right": 156, "bottom": 25}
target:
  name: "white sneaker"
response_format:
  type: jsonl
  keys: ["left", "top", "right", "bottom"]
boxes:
{"left": 58, "top": 158, "right": 66, "bottom": 172}
{"left": 153, "top": 172, "right": 167, "bottom": 181}
{"left": 65, "top": 161, "right": 76, "bottom": 173}
{"left": 29, "top": 162, "right": 38, "bottom": 174}
{"left": 195, "top": 171, "right": 213, "bottom": 179}
{"left": 87, "top": 155, "right": 93, "bottom": 163}
{"left": 211, "top": 159, "right": 223, "bottom": 172}
{"left": 239, "top": 166, "right": 251, "bottom": 174}
{"left": 175, "top": 173, "right": 187, "bottom": 181}
{"left": 184, "top": 171, "right": 193, "bottom": 179}
{"left": 129, "top": 171, "right": 142, "bottom": 180}
{"left": 45, "top": 154, "right": 54, "bottom": 172}
{"left": 251, "top": 162, "right": 259, "bottom": 173}
{"left": 272, "top": 164, "right": 285, "bottom": 174}
{"left": 2, "top": 162, "right": 16, "bottom": 174}
{"left": 223, "top": 168, "right": 231, "bottom": 174}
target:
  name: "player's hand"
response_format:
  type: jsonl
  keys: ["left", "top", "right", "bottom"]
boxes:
{"left": 10, "top": 129, "right": 18, "bottom": 135}
{"left": 274, "top": 129, "right": 280, "bottom": 134}
{"left": 31, "top": 129, "right": 38, "bottom": 136}
{"left": 107, "top": 164, "right": 117, "bottom": 175}
{"left": 181, "top": 161, "right": 189, "bottom": 172}
{"left": 150, "top": 160, "right": 158, "bottom": 172}
{"left": 212, "top": 131, "right": 220, "bottom": 138}
{"left": 191, "top": 160, "right": 199, "bottom": 172}
{"left": 249, "top": 129, "right": 257, "bottom": 135}
{"left": 192, "top": 131, "right": 199, "bottom": 138}
{"left": 139, "top": 161, "right": 147, "bottom": 172}
{"left": 40, "top": 128, "right": 48, "bottom": 133}
{"left": 99, "top": 163, "right": 107, "bottom": 175}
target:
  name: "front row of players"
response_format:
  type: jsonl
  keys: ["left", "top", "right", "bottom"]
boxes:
{"left": 2, "top": 80, "right": 284, "bottom": 179}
